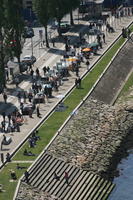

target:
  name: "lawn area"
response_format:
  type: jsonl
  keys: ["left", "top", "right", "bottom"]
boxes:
{"left": 0, "top": 35, "right": 126, "bottom": 200}
{"left": 0, "top": 163, "right": 30, "bottom": 200}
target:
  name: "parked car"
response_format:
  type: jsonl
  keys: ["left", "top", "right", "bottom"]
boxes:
{"left": 88, "top": 28, "right": 102, "bottom": 35}
{"left": 21, "top": 55, "right": 36, "bottom": 65}
{"left": 19, "top": 62, "right": 28, "bottom": 73}
{"left": 57, "top": 22, "right": 71, "bottom": 34}
{"left": 23, "top": 27, "right": 34, "bottom": 38}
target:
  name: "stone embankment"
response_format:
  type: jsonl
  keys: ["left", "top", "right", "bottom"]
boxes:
{"left": 16, "top": 182, "right": 58, "bottom": 200}
{"left": 47, "top": 97, "right": 133, "bottom": 180}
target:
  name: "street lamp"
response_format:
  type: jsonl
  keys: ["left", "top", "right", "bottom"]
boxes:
{"left": 31, "top": 37, "right": 33, "bottom": 56}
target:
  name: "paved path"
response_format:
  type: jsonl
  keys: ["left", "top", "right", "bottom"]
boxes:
{"left": 0, "top": 15, "right": 133, "bottom": 167}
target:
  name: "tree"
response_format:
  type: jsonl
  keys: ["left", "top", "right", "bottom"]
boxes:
{"left": 68, "top": 0, "right": 80, "bottom": 25}
{"left": 33, "top": 0, "right": 51, "bottom": 48}
{"left": 0, "top": 0, "right": 6, "bottom": 88}
{"left": 4, "top": 0, "right": 24, "bottom": 71}
{"left": 50, "top": 0, "right": 69, "bottom": 37}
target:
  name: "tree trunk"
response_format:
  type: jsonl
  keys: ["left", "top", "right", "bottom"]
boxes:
{"left": 57, "top": 18, "right": 62, "bottom": 37}
{"left": 0, "top": 30, "right": 6, "bottom": 88}
{"left": 45, "top": 25, "right": 49, "bottom": 48}
{"left": 70, "top": 10, "right": 74, "bottom": 26}
{"left": 17, "top": 55, "right": 21, "bottom": 73}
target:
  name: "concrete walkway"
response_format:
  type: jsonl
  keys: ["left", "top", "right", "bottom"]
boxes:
{"left": 0, "top": 14, "right": 133, "bottom": 167}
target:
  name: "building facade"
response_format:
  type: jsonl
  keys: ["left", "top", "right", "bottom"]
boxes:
{"left": 23, "top": 0, "right": 32, "bottom": 9}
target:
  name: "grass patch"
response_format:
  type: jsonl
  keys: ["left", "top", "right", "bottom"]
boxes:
{"left": 0, "top": 33, "right": 127, "bottom": 200}
{"left": 0, "top": 163, "right": 30, "bottom": 200}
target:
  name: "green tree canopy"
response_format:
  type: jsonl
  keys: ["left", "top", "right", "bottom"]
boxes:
{"left": 33, "top": 0, "right": 51, "bottom": 48}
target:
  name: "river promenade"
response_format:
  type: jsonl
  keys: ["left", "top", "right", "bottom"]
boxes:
{"left": 0, "top": 14, "right": 133, "bottom": 169}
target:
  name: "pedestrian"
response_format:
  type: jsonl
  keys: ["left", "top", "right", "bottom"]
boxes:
{"left": 46, "top": 66, "right": 50, "bottom": 72}
{"left": 10, "top": 169, "right": 17, "bottom": 180}
{"left": 36, "top": 68, "right": 40, "bottom": 77}
{"left": 1, "top": 135, "right": 6, "bottom": 150}
{"left": 0, "top": 153, "right": 4, "bottom": 163}
{"left": 75, "top": 66, "right": 79, "bottom": 77}
{"left": 99, "top": 41, "right": 102, "bottom": 49}
{"left": 14, "top": 76, "right": 19, "bottom": 87}
{"left": 30, "top": 69, "right": 34, "bottom": 79}
{"left": 17, "top": 91, "right": 21, "bottom": 103}
{"left": 23, "top": 92, "right": 27, "bottom": 103}
{"left": 3, "top": 92, "right": 7, "bottom": 103}
{"left": 6, "top": 153, "right": 11, "bottom": 162}
{"left": 75, "top": 78, "right": 78, "bottom": 88}
{"left": 24, "top": 170, "right": 29, "bottom": 183}
{"left": 102, "top": 33, "right": 105, "bottom": 43}
{"left": 54, "top": 172, "right": 60, "bottom": 181}
{"left": 127, "top": 28, "right": 131, "bottom": 39}
{"left": 64, "top": 172, "right": 69, "bottom": 185}
{"left": 29, "top": 63, "right": 32, "bottom": 71}
{"left": 36, "top": 105, "right": 41, "bottom": 118}
{"left": 86, "top": 60, "right": 90, "bottom": 71}
{"left": 28, "top": 93, "right": 33, "bottom": 103}
{"left": 29, "top": 108, "right": 33, "bottom": 118}
{"left": 51, "top": 38, "right": 55, "bottom": 47}
{"left": 8, "top": 114, "right": 11, "bottom": 125}
{"left": 43, "top": 40, "right": 45, "bottom": 46}
{"left": 2, "top": 112, "right": 6, "bottom": 122}
{"left": 43, "top": 66, "right": 47, "bottom": 75}
{"left": 77, "top": 77, "right": 81, "bottom": 88}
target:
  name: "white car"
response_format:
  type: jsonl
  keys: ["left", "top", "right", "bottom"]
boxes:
{"left": 21, "top": 55, "right": 36, "bottom": 65}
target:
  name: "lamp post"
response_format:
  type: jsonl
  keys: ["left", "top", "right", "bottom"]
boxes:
{"left": 31, "top": 37, "right": 33, "bottom": 56}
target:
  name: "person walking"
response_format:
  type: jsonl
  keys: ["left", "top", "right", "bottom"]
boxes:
{"left": 86, "top": 60, "right": 90, "bottom": 71}
{"left": 0, "top": 153, "right": 4, "bottom": 163}
{"left": 54, "top": 172, "right": 60, "bottom": 181}
{"left": 3, "top": 92, "right": 7, "bottom": 103}
{"left": 102, "top": 33, "right": 106, "bottom": 43}
{"left": 51, "top": 38, "right": 55, "bottom": 47}
{"left": 36, "top": 68, "right": 40, "bottom": 77}
{"left": 77, "top": 77, "right": 81, "bottom": 88}
{"left": 64, "top": 172, "right": 69, "bottom": 185}
{"left": 17, "top": 91, "right": 21, "bottom": 103}
{"left": 24, "top": 170, "right": 30, "bottom": 183}
{"left": 6, "top": 153, "right": 11, "bottom": 162}
{"left": 30, "top": 69, "right": 34, "bottom": 79}
{"left": 8, "top": 113, "right": 11, "bottom": 125}
{"left": 36, "top": 105, "right": 41, "bottom": 118}
{"left": 23, "top": 91, "right": 27, "bottom": 103}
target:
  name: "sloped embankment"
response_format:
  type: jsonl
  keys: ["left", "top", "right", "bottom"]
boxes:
{"left": 47, "top": 98, "right": 133, "bottom": 180}
{"left": 91, "top": 38, "right": 133, "bottom": 104}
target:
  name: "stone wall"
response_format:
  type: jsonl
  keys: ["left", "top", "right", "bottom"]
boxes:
{"left": 47, "top": 98, "right": 133, "bottom": 179}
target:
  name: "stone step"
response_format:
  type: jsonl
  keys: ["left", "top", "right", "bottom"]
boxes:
{"left": 51, "top": 165, "right": 75, "bottom": 196}
{"left": 88, "top": 178, "right": 105, "bottom": 200}
{"left": 83, "top": 176, "right": 101, "bottom": 200}
{"left": 29, "top": 154, "right": 54, "bottom": 184}
{"left": 22, "top": 153, "right": 115, "bottom": 200}
{"left": 98, "top": 182, "right": 112, "bottom": 200}
{"left": 39, "top": 159, "right": 67, "bottom": 190}
{"left": 58, "top": 167, "right": 81, "bottom": 199}
{"left": 66, "top": 172, "right": 92, "bottom": 200}
{"left": 93, "top": 180, "right": 109, "bottom": 200}
{"left": 99, "top": 183, "right": 115, "bottom": 200}
{"left": 28, "top": 153, "right": 51, "bottom": 178}
{"left": 76, "top": 174, "right": 97, "bottom": 200}
{"left": 64, "top": 170, "right": 90, "bottom": 200}
{"left": 32, "top": 158, "right": 63, "bottom": 187}
{"left": 42, "top": 164, "right": 72, "bottom": 192}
